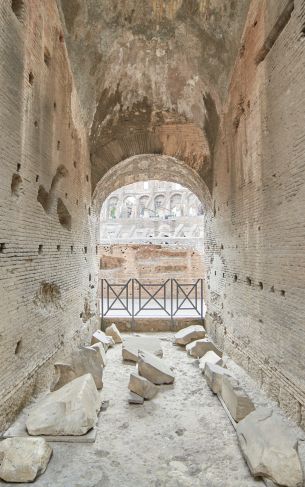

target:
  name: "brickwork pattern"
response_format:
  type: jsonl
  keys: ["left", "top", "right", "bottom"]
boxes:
{"left": 0, "top": 0, "right": 97, "bottom": 430}
{"left": 206, "top": 0, "right": 305, "bottom": 425}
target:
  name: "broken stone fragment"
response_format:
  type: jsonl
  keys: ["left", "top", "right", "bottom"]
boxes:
{"left": 199, "top": 351, "right": 223, "bottom": 373}
{"left": 174, "top": 324, "right": 206, "bottom": 345}
{"left": 0, "top": 437, "right": 52, "bottom": 483}
{"left": 221, "top": 375, "right": 255, "bottom": 422}
{"left": 128, "top": 373, "right": 158, "bottom": 399}
{"left": 91, "top": 342, "right": 107, "bottom": 367}
{"left": 26, "top": 374, "right": 101, "bottom": 436}
{"left": 91, "top": 330, "right": 115, "bottom": 350}
{"left": 204, "top": 362, "right": 232, "bottom": 394}
{"left": 122, "top": 336, "right": 163, "bottom": 362}
{"left": 186, "top": 338, "right": 219, "bottom": 358}
{"left": 71, "top": 346, "right": 104, "bottom": 389}
{"left": 237, "top": 408, "right": 303, "bottom": 487}
{"left": 138, "top": 350, "right": 174, "bottom": 385}
{"left": 105, "top": 323, "right": 122, "bottom": 343}
{"left": 50, "top": 363, "right": 76, "bottom": 392}
{"left": 128, "top": 392, "right": 144, "bottom": 404}
{"left": 51, "top": 345, "right": 104, "bottom": 391}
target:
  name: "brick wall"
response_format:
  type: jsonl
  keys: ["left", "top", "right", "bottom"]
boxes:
{"left": 99, "top": 243, "right": 205, "bottom": 282}
{"left": 0, "top": 0, "right": 97, "bottom": 430}
{"left": 206, "top": 0, "right": 305, "bottom": 425}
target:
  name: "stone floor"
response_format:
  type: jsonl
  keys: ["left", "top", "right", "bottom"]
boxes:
{"left": 0, "top": 333, "right": 289, "bottom": 487}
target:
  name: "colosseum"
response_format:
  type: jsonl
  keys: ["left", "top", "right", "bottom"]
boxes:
{"left": 0, "top": 1, "right": 304, "bottom": 486}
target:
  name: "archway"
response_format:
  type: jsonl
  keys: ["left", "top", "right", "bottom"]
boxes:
{"left": 94, "top": 155, "right": 211, "bottom": 329}
{"left": 92, "top": 154, "right": 212, "bottom": 218}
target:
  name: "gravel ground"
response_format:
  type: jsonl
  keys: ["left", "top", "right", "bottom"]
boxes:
{"left": 3, "top": 332, "right": 303, "bottom": 487}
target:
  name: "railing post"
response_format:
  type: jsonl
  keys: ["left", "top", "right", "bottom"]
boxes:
{"left": 170, "top": 278, "right": 174, "bottom": 329}
{"left": 201, "top": 278, "right": 203, "bottom": 319}
{"left": 132, "top": 278, "right": 135, "bottom": 330}
{"left": 101, "top": 278, "right": 104, "bottom": 319}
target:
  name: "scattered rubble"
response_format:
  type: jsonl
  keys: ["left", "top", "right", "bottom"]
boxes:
{"left": 128, "top": 373, "right": 158, "bottom": 399}
{"left": 221, "top": 375, "right": 255, "bottom": 422}
{"left": 204, "top": 362, "right": 232, "bottom": 394}
{"left": 51, "top": 345, "right": 104, "bottom": 391}
{"left": 138, "top": 350, "right": 174, "bottom": 385}
{"left": 50, "top": 363, "right": 76, "bottom": 392}
{"left": 199, "top": 351, "right": 223, "bottom": 372}
{"left": 91, "top": 342, "right": 107, "bottom": 367}
{"left": 105, "top": 323, "right": 122, "bottom": 343}
{"left": 174, "top": 325, "right": 206, "bottom": 345}
{"left": 71, "top": 346, "right": 104, "bottom": 389}
{"left": 26, "top": 374, "right": 101, "bottom": 436}
{"left": 237, "top": 408, "right": 303, "bottom": 487}
{"left": 91, "top": 330, "right": 115, "bottom": 350}
{"left": 0, "top": 437, "right": 52, "bottom": 483}
{"left": 186, "top": 338, "right": 219, "bottom": 358}
{"left": 128, "top": 392, "right": 144, "bottom": 404}
{"left": 122, "top": 336, "right": 163, "bottom": 362}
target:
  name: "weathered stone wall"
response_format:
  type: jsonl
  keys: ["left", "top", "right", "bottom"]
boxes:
{"left": 0, "top": 0, "right": 97, "bottom": 430}
{"left": 99, "top": 243, "right": 205, "bottom": 282}
{"left": 206, "top": 0, "right": 305, "bottom": 425}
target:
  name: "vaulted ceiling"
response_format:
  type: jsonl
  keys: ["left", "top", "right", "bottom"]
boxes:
{"left": 59, "top": 0, "right": 250, "bottom": 190}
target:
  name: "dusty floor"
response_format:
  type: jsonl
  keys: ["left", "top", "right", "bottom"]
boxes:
{"left": 2, "top": 333, "right": 299, "bottom": 487}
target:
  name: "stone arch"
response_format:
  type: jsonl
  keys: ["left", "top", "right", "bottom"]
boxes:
{"left": 92, "top": 154, "right": 212, "bottom": 218}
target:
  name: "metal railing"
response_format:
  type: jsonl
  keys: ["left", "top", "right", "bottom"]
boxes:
{"left": 100, "top": 278, "right": 205, "bottom": 319}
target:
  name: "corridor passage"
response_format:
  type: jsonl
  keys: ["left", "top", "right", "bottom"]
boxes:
{"left": 4, "top": 334, "right": 266, "bottom": 487}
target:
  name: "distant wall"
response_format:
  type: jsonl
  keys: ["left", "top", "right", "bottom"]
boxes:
{"left": 99, "top": 243, "right": 205, "bottom": 283}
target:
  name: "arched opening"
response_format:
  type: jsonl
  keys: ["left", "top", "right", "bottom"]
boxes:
{"left": 94, "top": 154, "right": 211, "bottom": 331}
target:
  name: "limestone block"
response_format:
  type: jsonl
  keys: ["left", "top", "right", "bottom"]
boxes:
{"left": 105, "top": 323, "right": 122, "bottom": 343}
{"left": 221, "top": 375, "right": 255, "bottom": 422}
{"left": 204, "top": 362, "right": 231, "bottom": 394}
{"left": 0, "top": 437, "right": 52, "bottom": 483}
{"left": 26, "top": 374, "right": 101, "bottom": 436}
{"left": 51, "top": 346, "right": 104, "bottom": 391}
{"left": 122, "top": 336, "right": 163, "bottom": 362}
{"left": 128, "top": 392, "right": 144, "bottom": 404}
{"left": 91, "top": 330, "right": 115, "bottom": 350}
{"left": 237, "top": 408, "right": 303, "bottom": 487}
{"left": 174, "top": 325, "right": 206, "bottom": 345}
{"left": 128, "top": 373, "right": 158, "bottom": 399}
{"left": 138, "top": 350, "right": 174, "bottom": 385}
{"left": 199, "top": 351, "right": 222, "bottom": 373}
{"left": 186, "top": 338, "right": 219, "bottom": 358}
{"left": 91, "top": 342, "right": 107, "bottom": 367}
{"left": 71, "top": 346, "right": 104, "bottom": 389}
{"left": 50, "top": 363, "right": 76, "bottom": 392}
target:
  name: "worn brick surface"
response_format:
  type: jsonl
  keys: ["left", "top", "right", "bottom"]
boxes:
{"left": 0, "top": 0, "right": 97, "bottom": 430}
{"left": 206, "top": 0, "right": 305, "bottom": 423}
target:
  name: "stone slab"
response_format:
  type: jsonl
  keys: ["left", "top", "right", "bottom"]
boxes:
{"left": 199, "top": 351, "right": 223, "bottom": 372}
{"left": 122, "top": 336, "right": 163, "bottom": 362}
{"left": 26, "top": 374, "right": 101, "bottom": 436}
{"left": 221, "top": 375, "right": 255, "bottom": 422}
{"left": 91, "top": 330, "right": 115, "bottom": 350}
{"left": 138, "top": 350, "right": 174, "bottom": 385}
{"left": 174, "top": 324, "right": 206, "bottom": 345}
{"left": 105, "top": 323, "right": 122, "bottom": 343}
{"left": 128, "top": 392, "right": 144, "bottom": 404}
{"left": 186, "top": 338, "right": 219, "bottom": 358}
{"left": 237, "top": 408, "right": 303, "bottom": 487}
{"left": 3, "top": 410, "right": 97, "bottom": 443}
{"left": 204, "top": 362, "right": 231, "bottom": 394}
{"left": 0, "top": 437, "right": 52, "bottom": 483}
{"left": 128, "top": 373, "right": 158, "bottom": 399}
